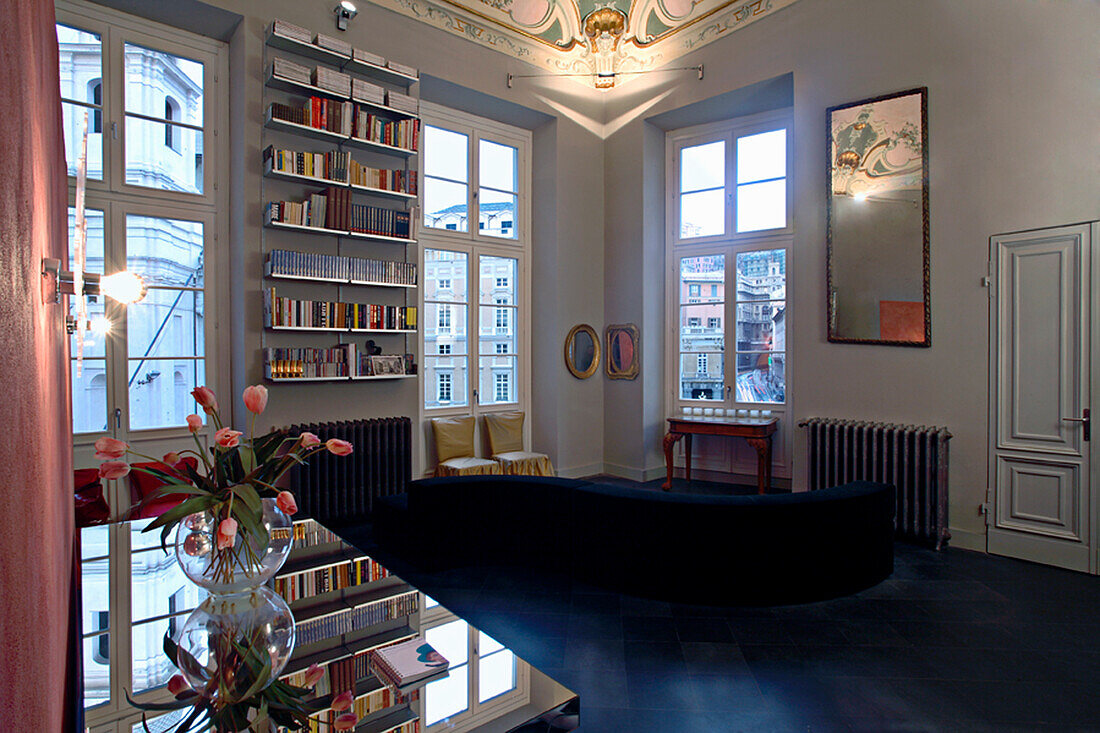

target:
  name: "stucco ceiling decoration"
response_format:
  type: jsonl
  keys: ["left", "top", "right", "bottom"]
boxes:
{"left": 366, "top": 0, "right": 800, "bottom": 87}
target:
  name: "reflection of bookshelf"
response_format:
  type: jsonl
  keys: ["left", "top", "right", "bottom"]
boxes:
{"left": 278, "top": 519, "right": 423, "bottom": 733}
{"left": 261, "top": 16, "right": 420, "bottom": 391}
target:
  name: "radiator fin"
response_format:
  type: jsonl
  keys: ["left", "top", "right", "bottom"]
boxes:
{"left": 800, "top": 418, "right": 951, "bottom": 549}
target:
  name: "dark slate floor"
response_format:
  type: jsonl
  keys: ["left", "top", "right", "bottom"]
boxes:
{"left": 336, "top": 477, "right": 1100, "bottom": 732}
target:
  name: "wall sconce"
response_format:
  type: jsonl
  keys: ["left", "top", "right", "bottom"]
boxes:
{"left": 42, "top": 258, "right": 147, "bottom": 334}
{"left": 334, "top": 1, "right": 358, "bottom": 31}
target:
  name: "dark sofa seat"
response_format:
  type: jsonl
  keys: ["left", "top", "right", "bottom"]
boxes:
{"left": 376, "top": 475, "right": 895, "bottom": 605}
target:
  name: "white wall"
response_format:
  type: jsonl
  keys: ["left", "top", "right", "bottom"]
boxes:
{"left": 600, "top": 0, "right": 1100, "bottom": 545}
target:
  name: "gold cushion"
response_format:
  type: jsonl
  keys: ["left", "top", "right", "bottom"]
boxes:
{"left": 493, "top": 451, "right": 555, "bottom": 477}
{"left": 432, "top": 416, "right": 476, "bottom": 463}
{"left": 438, "top": 457, "right": 502, "bottom": 476}
{"left": 485, "top": 411, "right": 525, "bottom": 455}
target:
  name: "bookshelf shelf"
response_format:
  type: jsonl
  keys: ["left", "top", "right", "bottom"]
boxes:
{"left": 350, "top": 374, "right": 416, "bottom": 381}
{"left": 267, "top": 272, "right": 417, "bottom": 289}
{"left": 266, "top": 326, "right": 416, "bottom": 334}
{"left": 349, "top": 184, "right": 417, "bottom": 201}
{"left": 265, "top": 110, "right": 347, "bottom": 143}
{"left": 265, "top": 219, "right": 348, "bottom": 237}
{"left": 264, "top": 163, "right": 416, "bottom": 202}
{"left": 267, "top": 70, "right": 347, "bottom": 102}
{"left": 284, "top": 624, "right": 417, "bottom": 678}
{"left": 265, "top": 28, "right": 419, "bottom": 87}
{"left": 347, "top": 136, "right": 417, "bottom": 158}
{"left": 346, "top": 231, "right": 417, "bottom": 245}
{"left": 266, "top": 373, "right": 417, "bottom": 383}
{"left": 357, "top": 708, "right": 418, "bottom": 733}
{"left": 344, "top": 58, "right": 419, "bottom": 87}
{"left": 290, "top": 581, "right": 413, "bottom": 623}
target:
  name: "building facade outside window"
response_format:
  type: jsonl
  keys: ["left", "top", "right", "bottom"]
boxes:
{"left": 420, "top": 104, "right": 531, "bottom": 473}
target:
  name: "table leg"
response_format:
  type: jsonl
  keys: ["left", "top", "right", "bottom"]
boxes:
{"left": 747, "top": 436, "right": 772, "bottom": 494}
{"left": 684, "top": 433, "right": 693, "bottom": 484}
{"left": 662, "top": 432, "right": 684, "bottom": 491}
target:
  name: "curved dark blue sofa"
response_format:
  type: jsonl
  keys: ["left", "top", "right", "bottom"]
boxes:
{"left": 377, "top": 476, "right": 895, "bottom": 605}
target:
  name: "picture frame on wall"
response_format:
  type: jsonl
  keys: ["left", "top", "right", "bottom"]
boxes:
{"left": 371, "top": 355, "right": 406, "bottom": 375}
{"left": 605, "top": 323, "right": 639, "bottom": 380}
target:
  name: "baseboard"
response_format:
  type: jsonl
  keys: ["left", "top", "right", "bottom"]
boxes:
{"left": 557, "top": 463, "right": 604, "bottom": 479}
{"left": 600, "top": 462, "right": 648, "bottom": 482}
{"left": 947, "top": 526, "right": 986, "bottom": 552}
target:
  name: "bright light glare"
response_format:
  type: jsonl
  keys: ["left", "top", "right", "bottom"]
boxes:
{"left": 100, "top": 271, "right": 147, "bottom": 304}
{"left": 339, "top": 1, "right": 357, "bottom": 11}
{"left": 853, "top": 191, "right": 869, "bottom": 201}
{"left": 89, "top": 315, "right": 112, "bottom": 336}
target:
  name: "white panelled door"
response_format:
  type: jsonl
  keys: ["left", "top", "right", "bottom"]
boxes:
{"left": 988, "top": 222, "right": 1098, "bottom": 573}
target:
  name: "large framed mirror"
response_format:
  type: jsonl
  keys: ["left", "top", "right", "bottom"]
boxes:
{"left": 827, "top": 87, "right": 929, "bottom": 346}
{"left": 564, "top": 324, "right": 600, "bottom": 379}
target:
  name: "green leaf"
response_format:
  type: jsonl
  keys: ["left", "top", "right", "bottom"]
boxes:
{"left": 233, "top": 502, "right": 268, "bottom": 550}
{"left": 140, "top": 483, "right": 210, "bottom": 502}
{"left": 143, "top": 494, "right": 215, "bottom": 534}
{"left": 253, "top": 430, "right": 290, "bottom": 466}
{"left": 232, "top": 482, "right": 263, "bottom": 515}
{"left": 124, "top": 689, "right": 193, "bottom": 712}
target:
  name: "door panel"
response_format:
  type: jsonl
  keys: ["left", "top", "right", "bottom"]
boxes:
{"left": 989, "top": 223, "right": 1094, "bottom": 573}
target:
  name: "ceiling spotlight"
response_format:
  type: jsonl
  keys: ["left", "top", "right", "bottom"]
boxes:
{"left": 334, "top": 1, "right": 358, "bottom": 31}
{"left": 99, "top": 271, "right": 148, "bottom": 305}
{"left": 89, "top": 315, "right": 112, "bottom": 337}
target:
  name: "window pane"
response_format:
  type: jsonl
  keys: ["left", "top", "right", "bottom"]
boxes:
{"left": 737, "top": 129, "right": 785, "bottom": 184}
{"left": 479, "top": 139, "right": 517, "bottom": 192}
{"left": 126, "top": 216, "right": 205, "bottom": 288}
{"left": 680, "top": 353, "right": 724, "bottom": 401}
{"left": 680, "top": 189, "right": 724, "bottom": 238}
{"left": 478, "top": 189, "right": 517, "bottom": 239}
{"left": 61, "top": 101, "right": 104, "bottom": 180}
{"left": 479, "top": 356, "right": 516, "bottom": 405}
{"left": 124, "top": 42, "right": 204, "bottom": 126}
{"left": 82, "top": 634, "right": 110, "bottom": 709}
{"left": 425, "top": 126, "right": 468, "bottom": 181}
{"left": 57, "top": 23, "right": 102, "bottom": 101}
{"left": 479, "top": 256, "right": 516, "bottom": 303}
{"left": 130, "top": 518, "right": 162, "bottom": 552}
{"left": 424, "top": 177, "right": 468, "bottom": 232}
{"left": 131, "top": 545, "right": 205, "bottom": 624}
{"left": 680, "top": 255, "right": 724, "bottom": 299}
{"left": 737, "top": 303, "right": 784, "bottom": 352}
{"left": 424, "top": 359, "right": 467, "bottom": 409}
{"left": 479, "top": 630, "right": 504, "bottom": 655}
{"left": 479, "top": 333, "right": 514, "bottom": 355}
{"left": 479, "top": 649, "right": 516, "bottom": 703}
{"left": 127, "top": 291, "right": 205, "bottom": 359}
{"left": 427, "top": 620, "right": 469, "bottom": 666}
{"left": 132, "top": 616, "right": 183, "bottom": 693}
{"left": 736, "top": 250, "right": 786, "bottom": 301}
{"left": 125, "top": 116, "right": 204, "bottom": 193}
{"left": 424, "top": 662, "right": 468, "bottom": 726}
{"left": 128, "top": 357, "right": 205, "bottom": 430}
{"left": 81, "top": 558, "right": 110, "bottom": 634}
{"left": 133, "top": 710, "right": 191, "bottom": 733}
{"left": 81, "top": 525, "right": 109, "bottom": 560}
{"left": 72, "top": 360, "right": 108, "bottom": 434}
{"left": 680, "top": 141, "right": 724, "bottom": 193}
{"left": 736, "top": 179, "right": 785, "bottom": 232}
{"left": 680, "top": 305, "right": 723, "bottom": 352}
{"left": 424, "top": 249, "right": 468, "bottom": 302}
{"left": 424, "top": 303, "right": 467, "bottom": 339}
{"left": 735, "top": 352, "right": 785, "bottom": 403}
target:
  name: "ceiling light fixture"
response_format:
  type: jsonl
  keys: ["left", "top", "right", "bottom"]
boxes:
{"left": 334, "top": 1, "right": 358, "bottom": 31}
{"left": 507, "top": 64, "right": 703, "bottom": 91}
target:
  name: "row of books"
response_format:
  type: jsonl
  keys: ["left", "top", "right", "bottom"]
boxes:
{"left": 291, "top": 519, "right": 342, "bottom": 549}
{"left": 350, "top": 160, "right": 418, "bottom": 195}
{"left": 281, "top": 637, "right": 413, "bottom": 696}
{"left": 264, "top": 346, "right": 349, "bottom": 379}
{"left": 275, "top": 556, "right": 391, "bottom": 603}
{"left": 271, "top": 19, "right": 419, "bottom": 79}
{"left": 274, "top": 59, "right": 415, "bottom": 114}
{"left": 296, "top": 591, "right": 419, "bottom": 646}
{"left": 267, "top": 249, "right": 418, "bottom": 286}
{"left": 272, "top": 56, "right": 311, "bottom": 85}
{"left": 325, "top": 656, "right": 414, "bottom": 707}
{"left": 265, "top": 146, "right": 350, "bottom": 183}
{"left": 267, "top": 188, "right": 413, "bottom": 239}
{"left": 265, "top": 288, "right": 419, "bottom": 331}
{"left": 270, "top": 102, "right": 421, "bottom": 152}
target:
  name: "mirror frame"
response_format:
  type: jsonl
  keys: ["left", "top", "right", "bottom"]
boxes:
{"left": 564, "top": 323, "right": 601, "bottom": 379}
{"left": 826, "top": 86, "right": 930, "bottom": 347}
{"left": 605, "top": 323, "right": 640, "bottom": 380}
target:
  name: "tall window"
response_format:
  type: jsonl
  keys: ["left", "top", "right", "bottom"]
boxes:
{"left": 667, "top": 111, "right": 790, "bottom": 410}
{"left": 420, "top": 105, "right": 530, "bottom": 433}
{"left": 421, "top": 596, "right": 528, "bottom": 729}
{"left": 59, "top": 2, "right": 225, "bottom": 728}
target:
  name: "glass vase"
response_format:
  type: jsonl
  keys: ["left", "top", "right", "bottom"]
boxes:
{"left": 175, "top": 497, "right": 293, "bottom": 594}
{"left": 175, "top": 585, "right": 296, "bottom": 703}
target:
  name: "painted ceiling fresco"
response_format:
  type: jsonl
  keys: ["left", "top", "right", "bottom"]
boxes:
{"left": 366, "top": 0, "right": 800, "bottom": 87}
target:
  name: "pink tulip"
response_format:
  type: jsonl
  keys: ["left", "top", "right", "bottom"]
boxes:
{"left": 98, "top": 461, "right": 130, "bottom": 480}
{"left": 162, "top": 452, "right": 181, "bottom": 466}
{"left": 216, "top": 517, "right": 238, "bottom": 550}
{"left": 242, "top": 384, "right": 268, "bottom": 415}
{"left": 299, "top": 432, "right": 321, "bottom": 448}
{"left": 326, "top": 439, "right": 354, "bottom": 456}
{"left": 94, "top": 436, "right": 129, "bottom": 460}
{"left": 302, "top": 663, "right": 325, "bottom": 688}
{"left": 191, "top": 386, "right": 218, "bottom": 415}
{"left": 167, "top": 674, "right": 190, "bottom": 697}
{"left": 276, "top": 491, "right": 298, "bottom": 516}
{"left": 186, "top": 414, "right": 203, "bottom": 433}
{"left": 333, "top": 713, "right": 358, "bottom": 731}
{"left": 214, "top": 428, "right": 243, "bottom": 449}
{"left": 330, "top": 690, "right": 354, "bottom": 712}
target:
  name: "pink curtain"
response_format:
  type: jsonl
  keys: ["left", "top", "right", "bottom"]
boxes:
{"left": 0, "top": 0, "right": 75, "bottom": 730}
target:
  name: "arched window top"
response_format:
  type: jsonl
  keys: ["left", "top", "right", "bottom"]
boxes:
{"left": 87, "top": 78, "right": 102, "bottom": 133}
{"left": 164, "top": 96, "right": 180, "bottom": 150}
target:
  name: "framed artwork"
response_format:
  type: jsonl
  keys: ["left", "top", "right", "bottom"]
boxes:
{"left": 564, "top": 324, "right": 600, "bottom": 379}
{"left": 605, "top": 323, "right": 639, "bottom": 380}
{"left": 826, "top": 87, "right": 930, "bottom": 346}
{"left": 371, "top": 355, "right": 405, "bottom": 375}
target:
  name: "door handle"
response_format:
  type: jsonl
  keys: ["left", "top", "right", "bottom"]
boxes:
{"left": 1062, "top": 408, "right": 1090, "bottom": 441}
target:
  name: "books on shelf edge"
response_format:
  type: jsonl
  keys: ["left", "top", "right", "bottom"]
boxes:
{"left": 385, "top": 60, "right": 418, "bottom": 79}
{"left": 272, "top": 19, "right": 312, "bottom": 44}
{"left": 369, "top": 638, "right": 449, "bottom": 690}
{"left": 352, "top": 48, "right": 386, "bottom": 67}
{"left": 314, "top": 32, "right": 352, "bottom": 57}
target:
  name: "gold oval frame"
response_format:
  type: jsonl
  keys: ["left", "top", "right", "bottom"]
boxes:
{"left": 564, "top": 324, "right": 601, "bottom": 379}
{"left": 605, "top": 323, "right": 639, "bottom": 380}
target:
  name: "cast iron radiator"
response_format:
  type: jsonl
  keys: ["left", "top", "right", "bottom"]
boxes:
{"left": 284, "top": 417, "right": 411, "bottom": 520}
{"left": 799, "top": 418, "right": 951, "bottom": 549}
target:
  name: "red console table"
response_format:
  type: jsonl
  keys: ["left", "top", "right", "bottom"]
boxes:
{"left": 663, "top": 416, "right": 779, "bottom": 494}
